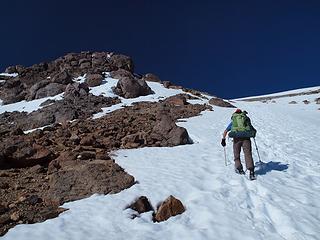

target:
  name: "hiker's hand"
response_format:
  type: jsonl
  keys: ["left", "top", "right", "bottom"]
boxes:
{"left": 221, "top": 138, "right": 226, "bottom": 147}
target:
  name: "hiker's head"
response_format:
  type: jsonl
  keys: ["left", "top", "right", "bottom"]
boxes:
{"left": 235, "top": 109, "right": 242, "bottom": 113}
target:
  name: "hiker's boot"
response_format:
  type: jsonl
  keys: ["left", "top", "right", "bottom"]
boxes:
{"left": 235, "top": 167, "right": 245, "bottom": 175}
{"left": 249, "top": 168, "right": 256, "bottom": 180}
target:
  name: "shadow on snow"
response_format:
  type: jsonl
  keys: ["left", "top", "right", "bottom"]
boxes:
{"left": 255, "top": 161, "right": 289, "bottom": 175}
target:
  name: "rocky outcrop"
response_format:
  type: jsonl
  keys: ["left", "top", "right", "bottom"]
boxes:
{"left": 316, "top": 98, "right": 320, "bottom": 104}
{"left": 0, "top": 99, "right": 210, "bottom": 236}
{"left": 5, "top": 65, "right": 25, "bottom": 74}
{"left": 0, "top": 47, "right": 214, "bottom": 236}
{"left": 0, "top": 92, "right": 120, "bottom": 132}
{"left": 0, "top": 100, "right": 210, "bottom": 171}
{"left": 109, "top": 54, "right": 134, "bottom": 72}
{"left": 153, "top": 195, "right": 185, "bottom": 222}
{"left": 183, "top": 88, "right": 209, "bottom": 99}
{"left": 112, "top": 77, "right": 154, "bottom": 98}
{"left": 64, "top": 82, "right": 89, "bottom": 99}
{"left": 1, "top": 52, "right": 134, "bottom": 104}
{"left": 110, "top": 68, "right": 134, "bottom": 80}
{"left": 46, "top": 160, "right": 134, "bottom": 205}
{"left": 209, "top": 97, "right": 236, "bottom": 108}
{"left": 143, "top": 73, "right": 161, "bottom": 83}
{"left": 289, "top": 101, "right": 297, "bottom": 104}
{"left": 164, "top": 94, "right": 188, "bottom": 106}
{"left": 0, "top": 138, "right": 55, "bottom": 169}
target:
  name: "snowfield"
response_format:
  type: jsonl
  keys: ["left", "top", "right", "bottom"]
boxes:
{"left": 1, "top": 77, "right": 319, "bottom": 240}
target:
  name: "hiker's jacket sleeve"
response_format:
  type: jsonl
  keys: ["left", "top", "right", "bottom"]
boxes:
{"left": 226, "top": 122, "right": 232, "bottom": 132}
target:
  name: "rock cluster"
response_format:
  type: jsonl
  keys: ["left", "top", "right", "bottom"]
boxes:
{"left": 209, "top": 97, "right": 236, "bottom": 108}
{"left": 1, "top": 52, "right": 133, "bottom": 104}
{"left": 0, "top": 88, "right": 120, "bottom": 132}
{"left": 0, "top": 51, "right": 213, "bottom": 236}
{"left": 0, "top": 97, "right": 210, "bottom": 236}
{"left": 127, "top": 195, "right": 185, "bottom": 222}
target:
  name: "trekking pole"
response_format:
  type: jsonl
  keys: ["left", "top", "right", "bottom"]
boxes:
{"left": 253, "top": 138, "right": 262, "bottom": 163}
{"left": 223, "top": 147, "right": 227, "bottom": 166}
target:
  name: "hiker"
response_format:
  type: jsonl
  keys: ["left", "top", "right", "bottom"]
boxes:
{"left": 221, "top": 109, "right": 257, "bottom": 180}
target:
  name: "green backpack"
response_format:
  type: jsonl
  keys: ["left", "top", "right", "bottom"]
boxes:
{"left": 229, "top": 112, "right": 256, "bottom": 138}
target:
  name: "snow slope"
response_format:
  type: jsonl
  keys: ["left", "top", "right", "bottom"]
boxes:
{"left": 235, "top": 86, "right": 320, "bottom": 101}
{"left": 1, "top": 80, "right": 320, "bottom": 240}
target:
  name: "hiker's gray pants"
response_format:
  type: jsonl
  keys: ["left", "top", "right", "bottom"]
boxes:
{"left": 233, "top": 138, "right": 254, "bottom": 170}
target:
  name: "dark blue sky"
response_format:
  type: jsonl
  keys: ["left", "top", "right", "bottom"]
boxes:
{"left": 0, "top": 0, "right": 319, "bottom": 98}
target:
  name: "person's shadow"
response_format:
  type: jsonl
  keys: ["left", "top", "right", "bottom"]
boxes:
{"left": 255, "top": 161, "right": 289, "bottom": 175}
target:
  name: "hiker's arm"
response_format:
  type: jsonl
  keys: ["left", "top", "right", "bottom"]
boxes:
{"left": 222, "top": 130, "right": 228, "bottom": 139}
{"left": 222, "top": 122, "right": 232, "bottom": 139}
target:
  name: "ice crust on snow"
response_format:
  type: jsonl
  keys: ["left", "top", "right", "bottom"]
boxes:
{"left": 1, "top": 78, "right": 320, "bottom": 240}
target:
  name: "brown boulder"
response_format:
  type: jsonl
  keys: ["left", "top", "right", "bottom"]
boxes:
{"left": 51, "top": 71, "right": 73, "bottom": 85}
{"left": 153, "top": 195, "right": 185, "bottom": 222}
{"left": 48, "top": 151, "right": 76, "bottom": 174}
{"left": 152, "top": 114, "right": 191, "bottom": 146}
{"left": 110, "top": 69, "right": 134, "bottom": 80}
{"left": 121, "top": 132, "right": 147, "bottom": 148}
{"left": 143, "top": 73, "right": 161, "bottom": 83}
{"left": 27, "top": 80, "right": 51, "bottom": 100}
{"left": 35, "top": 83, "right": 65, "bottom": 99}
{"left": 127, "top": 196, "right": 153, "bottom": 215}
{"left": 64, "top": 82, "right": 89, "bottom": 99}
{"left": 110, "top": 54, "right": 134, "bottom": 72}
{"left": 46, "top": 160, "right": 135, "bottom": 204}
{"left": 167, "top": 127, "right": 191, "bottom": 146}
{"left": 164, "top": 95, "right": 188, "bottom": 106}
{"left": 162, "top": 81, "right": 171, "bottom": 88}
{"left": 85, "top": 73, "right": 104, "bottom": 87}
{"left": 112, "top": 77, "right": 154, "bottom": 98}
{"left": 209, "top": 97, "right": 236, "bottom": 108}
